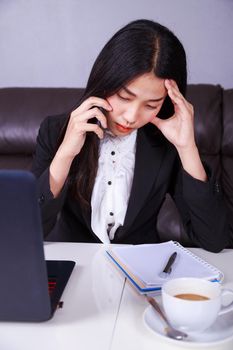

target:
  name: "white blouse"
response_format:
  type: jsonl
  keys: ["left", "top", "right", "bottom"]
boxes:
{"left": 91, "top": 130, "right": 137, "bottom": 243}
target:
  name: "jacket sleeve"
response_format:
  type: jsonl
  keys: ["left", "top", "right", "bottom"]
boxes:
{"left": 170, "top": 159, "right": 230, "bottom": 252}
{"left": 32, "top": 115, "right": 69, "bottom": 237}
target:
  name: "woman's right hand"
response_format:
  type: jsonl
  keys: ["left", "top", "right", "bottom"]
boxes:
{"left": 49, "top": 97, "right": 112, "bottom": 197}
{"left": 58, "top": 96, "right": 112, "bottom": 160}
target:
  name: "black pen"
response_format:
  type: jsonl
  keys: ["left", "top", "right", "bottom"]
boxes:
{"left": 160, "top": 252, "right": 178, "bottom": 277}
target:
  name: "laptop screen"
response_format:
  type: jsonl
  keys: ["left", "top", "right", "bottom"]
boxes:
{"left": 0, "top": 170, "right": 75, "bottom": 321}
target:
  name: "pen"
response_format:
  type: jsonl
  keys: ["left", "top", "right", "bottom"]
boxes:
{"left": 162, "top": 251, "right": 177, "bottom": 275}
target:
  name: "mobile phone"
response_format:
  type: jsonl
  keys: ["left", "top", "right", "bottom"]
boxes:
{"left": 92, "top": 107, "right": 107, "bottom": 129}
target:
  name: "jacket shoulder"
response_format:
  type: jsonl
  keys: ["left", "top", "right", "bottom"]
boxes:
{"left": 39, "top": 113, "right": 68, "bottom": 141}
{"left": 41, "top": 113, "right": 68, "bottom": 133}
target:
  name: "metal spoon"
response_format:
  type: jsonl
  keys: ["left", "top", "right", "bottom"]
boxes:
{"left": 146, "top": 295, "right": 188, "bottom": 341}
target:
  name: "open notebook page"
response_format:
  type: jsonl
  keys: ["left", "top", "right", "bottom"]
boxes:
{"left": 109, "top": 241, "right": 222, "bottom": 287}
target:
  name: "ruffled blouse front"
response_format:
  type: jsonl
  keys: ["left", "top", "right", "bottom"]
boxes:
{"left": 91, "top": 130, "right": 137, "bottom": 243}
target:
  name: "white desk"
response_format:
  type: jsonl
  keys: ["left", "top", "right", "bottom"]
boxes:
{"left": 111, "top": 248, "right": 233, "bottom": 350}
{"left": 0, "top": 243, "right": 125, "bottom": 350}
{"left": 0, "top": 244, "right": 232, "bottom": 350}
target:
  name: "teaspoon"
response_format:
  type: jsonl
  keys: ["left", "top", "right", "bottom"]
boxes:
{"left": 146, "top": 295, "right": 188, "bottom": 341}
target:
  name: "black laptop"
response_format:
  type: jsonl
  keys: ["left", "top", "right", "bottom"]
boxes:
{"left": 0, "top": 170, "right": 75, "bottom": 322}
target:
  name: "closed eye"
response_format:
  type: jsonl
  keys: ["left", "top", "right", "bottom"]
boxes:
{"left": 117, "top": 92, "right": 160, "bottom": 109}
{"left": 117, "top": 93, "right": 130, "bottom": 101}
{"left": 146, "top": 105, "right": 158, "bottom": 110}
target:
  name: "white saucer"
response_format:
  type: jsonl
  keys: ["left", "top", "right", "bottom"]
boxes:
{"left": 143, "top": 304, "right": 233, "bottom": 347}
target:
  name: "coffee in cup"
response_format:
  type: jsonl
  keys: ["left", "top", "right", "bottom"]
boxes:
{"left": 162, "top": 277, "right": 233, "bottom": 333}
{"left": 175, "top": 293, "right": 209, "bottom": 301}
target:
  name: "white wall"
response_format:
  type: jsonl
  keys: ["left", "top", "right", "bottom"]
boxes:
{"left": 0, "top": 0, "right": 232, "bottom": 88}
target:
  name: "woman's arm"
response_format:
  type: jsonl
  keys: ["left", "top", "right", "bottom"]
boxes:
{"left": 151, "top": 80, "right": 229, "bottom": 251}
{"left": 32, "top": 97, "right": 112, "bottom": 236}
{"left": 32, "top": 115, "right": 69, "bottom": 236}
{"left": 49, "top": 96, "right": 111, "bottom": 197}
{"left": 170, "top": 161, "right": 229, "bottom": 252}
{"left": 151, "top": 79, "right": 207, "bottom": 182}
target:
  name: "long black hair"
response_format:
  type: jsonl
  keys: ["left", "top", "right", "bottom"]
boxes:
{"left": 63, "top": 19, "right": 187, "bottom": 208}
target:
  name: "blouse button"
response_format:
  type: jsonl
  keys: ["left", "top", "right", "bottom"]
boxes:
{"left": 111, "top": 151, "right": 115, "bottom": 155}
{"left": 108, "top": 181, "right": 112, "bottom": 185}
{"left": 109, "top": 212, "right": 114, "bottom": 216}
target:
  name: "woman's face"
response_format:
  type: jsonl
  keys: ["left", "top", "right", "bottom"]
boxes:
{"left": 106, "top": 72, "right": 167, "bottom": 136}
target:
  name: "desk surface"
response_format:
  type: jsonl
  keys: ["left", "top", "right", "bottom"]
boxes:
{"left": 0, "top": 243, "right": 232, "bottom": 350}
{"left": 0, "top": 243, "right": 125, "bottom": 350}
{"left": 111, "top": 247, "right": 233, "bottom": 350}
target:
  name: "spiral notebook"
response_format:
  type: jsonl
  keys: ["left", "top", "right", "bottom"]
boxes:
{"left": 106, "top": 241, "right": 224, "bottom": 294}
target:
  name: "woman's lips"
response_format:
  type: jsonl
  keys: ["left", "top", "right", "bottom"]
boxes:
{"left": 115, "top": 123, "right": 132, "bottom": 133}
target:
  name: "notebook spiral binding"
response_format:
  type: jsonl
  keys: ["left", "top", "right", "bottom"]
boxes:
{"left": 173, "top": 241, "right": 224, "bottom": 282}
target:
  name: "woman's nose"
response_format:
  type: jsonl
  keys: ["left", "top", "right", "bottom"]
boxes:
{"left": 123, "top": 107, "right": 138, "bottom": 125}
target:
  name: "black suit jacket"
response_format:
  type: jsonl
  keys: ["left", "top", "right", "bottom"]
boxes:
{"left": 32, "top": 114, "right": 229, "bottom": 252}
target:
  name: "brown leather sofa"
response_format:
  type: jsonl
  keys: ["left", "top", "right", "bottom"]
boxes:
{"left": 0, "top": 85, "right": 232, "bottom": 246}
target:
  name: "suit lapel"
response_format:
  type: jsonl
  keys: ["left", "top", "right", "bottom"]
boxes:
{"left": 119, "top": 128, "right": 166, "bottom": 235}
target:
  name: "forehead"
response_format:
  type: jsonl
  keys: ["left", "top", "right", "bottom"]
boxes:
{"left": 125, "top": 72, "right": 166, "bottom": 100}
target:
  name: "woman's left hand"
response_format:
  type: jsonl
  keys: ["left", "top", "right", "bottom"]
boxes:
{"left": 151, "top": 79, "right": 207, "bottom": 182}
{"left": 150, "top": 79, "right": 195, "bottom": 151}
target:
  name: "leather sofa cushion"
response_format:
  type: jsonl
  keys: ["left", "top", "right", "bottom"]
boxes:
{"left": 0, "top": 88, "right": 84, "bottom": 154}
{"left": 222, "top": 89, "right": 233, "bottom": 245}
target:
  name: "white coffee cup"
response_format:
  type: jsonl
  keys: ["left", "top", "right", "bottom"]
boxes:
{"left": 162, "top": 277, "right": 233, "bottom": 333}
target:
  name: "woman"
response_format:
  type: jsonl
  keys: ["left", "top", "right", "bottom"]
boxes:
{"left": 32, "top": 19, "right": 229, "bottom": 252}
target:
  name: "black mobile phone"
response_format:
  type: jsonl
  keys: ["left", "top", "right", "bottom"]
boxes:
{"left": 91, "top": 107, "right": 107, "bottom": 129}
{"left": 98, "top": 107, "right": 107, "bottom": 115}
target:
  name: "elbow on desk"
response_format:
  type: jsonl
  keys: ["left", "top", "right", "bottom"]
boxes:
{"left": 198, "top": 229, "right": 230, "bottom": 253}
{"left": 205, "top": 245, "right": 225, "bottom": 254}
